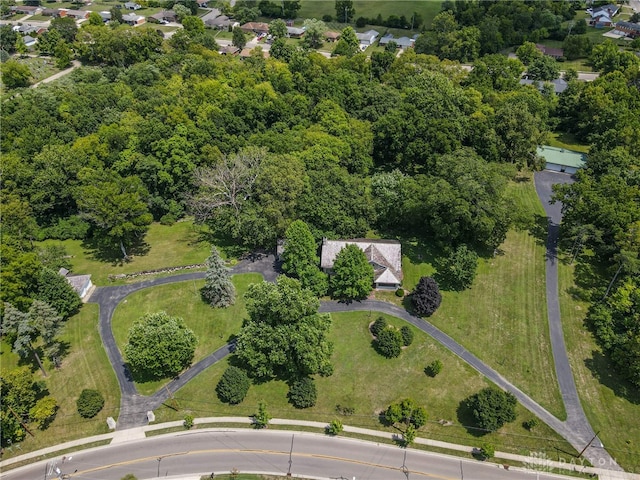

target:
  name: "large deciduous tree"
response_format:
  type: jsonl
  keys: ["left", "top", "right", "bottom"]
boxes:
{"left": 281, "top": 220, "right": 318, "bottom": 278}
{"left": 330, "top": 244, "right": 373, "bottom": 301}
{"left": 232, "top": 26, "right": 247, "bottom": 50}
{"left": 332, "top": 26, "right": 359, "bottom": 58}
{"left": 235, "top": 277, "right": 334, "bottom": 380}
{"left": 335, "top": 0, "right": 354, "bottom": 23}
{"left": 301, "top": 18, "right": 327, "bottom": 49}
{"left": 438, "top": 245, "right": 478, "bottom": 291}
{"left": 200, "top": 246, "right": 236, "bottom": 308}
{"left": 465, "top": 387, "right": 517, "bottom": 432}
{"left": 76, "top": 170, "right": 153, "bottom": 260}
{"left": 124, "top": 312, "right": 197, "bottom": 380}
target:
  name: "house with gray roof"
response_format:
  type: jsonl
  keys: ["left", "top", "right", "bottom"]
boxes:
{"left": 520, "top": 78, "right": 568, "bottom": 94}
{"left": 320, "top": 238, "right": 403, "bottom": 289}
{"left": 122, "top": 12, "right": 145, "bottom": 25}
{"left": 58, "top": 268, "right": 94, "bottom": 301}
{"left": 616, "top": 21, "right": 640, "bottom": 38}
{"left": 356, "top": 29, "right": 379, "bottom": 46}
{"left": 205, "top": 14, "right": 233, "bottom": 29}
{"left": 22, "top": 35, "right": 37, "bottom": 46}
{"left": 124, "top": 1, "right": 142, "bottom": 9}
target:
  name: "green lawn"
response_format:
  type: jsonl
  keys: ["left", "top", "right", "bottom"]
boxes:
{"left": 0, "top": 56, "right": 61, "bottom": 92}
{"left": 111, "top": 273, "right": 262, "bottom": 395}
{"left": 558, "top": 261, "right": 640, "bottom": 473}
{"left": 297, "top": 0, "right": 443, "bottom": 27}
{"left": 547, "top": 132, "right": 590, "bottom": 154}
{"left": 37, "top": 220, "right": 213, "bottom": 286}
{"left": 0, "top": 304, "right": 120, "bottom": 458}
{"left": 153, "top": 311, "right": 577, "bottom": 458}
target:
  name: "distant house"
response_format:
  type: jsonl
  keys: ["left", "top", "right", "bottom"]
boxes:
{"left": 10, "top": 5, "right": 41, "bottom": 14}
{"left": 148, "top": 10, "right": 177, "bottom": 23}
{"left": 196, "top": 0, "right": 209, "bottom": 7}
{"left": 240, "top": 46, "right": 270, "bottom": 58}
{"left": 286, "top": 26, "right": 305, "bottom": 38}
{"left": 588, "top": 4, "right": 619, "bottom": 27}
{"left": 355, "top": 29, "right": 379, "bottom": 46}
{"left": 99, "top": 11, "right": 111, "bottom": 22}
{"left": 324, "top": 30, "right": 340, "bottom": 42}
{"left": 379, "top": 33, "right": 413, "bottom": 48}
{"left": 124, "top": 2, "right": 142, "bottom": 10}
{"left": 520, "top": 78, "right": 569, "bottom": 95}
{"left": 379, "top": 33, "right": 394, "bottom": 45}
{"left": 240, "top": 22, "right": 269, "bottom": 34}
{"left": 205, "top": 15, "right": 233, "bottom": 29}
{"left": 537, "top": 145, "right": 587, "bottom": 174}
{"left": 22, "top": 35, "right": 37, "bottom": 46}
{"left": 220, "top": 45, "right": 239, "bottom": 55}
{"left": 122, "top": 12, "right": 145, "bottom": 25}
{"left": 58, "top": 268, "right": 94, "bottom": 301}
{"left": 616, "top": 21, "right": 640, "bottom": 38}
{"left": 320, "top": 238, "right": 403, "bottom": 290}
{"left": 59, "top": 9, "right": 90, "bottom": 19}
{"left": 41, "top": 8, "right": 60, "bottom": 17}
{"left": 15, "top": 24, "right": 40, "bottom": 34}
{"left": 535, "top": 44, "right": 564, "bottom": 59}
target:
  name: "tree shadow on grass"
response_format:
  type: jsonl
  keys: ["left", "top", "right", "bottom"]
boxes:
{"left": 584, "top": 350, "right": 640, "bottom": 406}
{"left": 456, "top": 400, "right": 489, "bottom": 438}
{"left": 401, "top": 238, "right": 441, "bottom": 267}
{"left": 529, "top": 214, "right": 550, "bottom": 247}
{"left": 80, "top": 236, "right": 150, "bottom": 266}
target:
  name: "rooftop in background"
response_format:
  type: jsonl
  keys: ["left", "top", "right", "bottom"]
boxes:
{"left": 537, "top": 145, "right": 587, "bottom": 170}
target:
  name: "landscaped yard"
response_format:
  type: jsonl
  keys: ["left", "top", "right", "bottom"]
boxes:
{"left": 111, "top": 273, "right": 262, "bottom": 395}
{"left": 297, "top": 0, "right": 442, "bottom": 27}
{"left": 558, "top": 260, "right": 640, "bottom": 473}
{"left": 152, "top": 311, "right": 578, "bottom": 458}
{"left": 0, "top": 304, "right": 120, "bottom": 457}
{"left": 37, "top": 220, "right": 213, "bottom": 286}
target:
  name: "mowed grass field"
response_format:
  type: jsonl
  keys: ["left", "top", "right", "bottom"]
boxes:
{"left": 38, "top": 220, "right": 212, "bottom": 286}
{"left": 153, "top": 312, "right": 577, "bottom": 457}
{"left": 298, "top": 0, "right": 442, "bottom": 27}
{"left": 558, "top": 261, "right": 640, "bottom": 473}
{"left": 111, "top": 274, "right": 262, "bottom": 395}
{"left": 0, "top": 304, "right": 120, "bottom": 457}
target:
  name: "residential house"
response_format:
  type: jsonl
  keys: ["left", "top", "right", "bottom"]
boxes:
{"left": 22, "top": 34, "right": 37, "bottom": 47}
{"left": 537, "top": 145, "right": 587, "bottom": 174}
{"left": 395, "top": 36, "right": 414, "bottom": 48}
{"left": 200, "top": 8, "right": 221, "bottom": 22}
{"left": 148, "top": 10, "right": 177, "bottom": 23}
{"left": 58, "top": 268, "right": 94, "bottom": 301}
{"left": 205, "top": 15, "right": 233, "bottom": 29}
{"left": 240, "top": 21, "right": 269, "bottom": 34}
{"left": 355, "top": 29, "right": 379, "bottom": 46}
{"left": 320, "top": 238, "right": 403, "bottom": 290}
{"left": 324, "top": 31, "right": 340, "bottom": 42}
{"left": 535, "top": 44, "right": 564, "bottom": 59}
{"left": 124, "top": 2, "right": 142, "bottom": 10}
{"left": 616, "top": 21, "right": 640, "bottom": 38}
{"left": 520, "top": 78, "right": 568, "bottom": 94}
{"left": 220, "top": 45, "right": 239, "bottom": 55}
{"left": 10, "top": 5, "right": 41, "bottom": 15}
{"left": 99, "top": 11, "right": 111, "bottom": 22}
{"left": 196, "top": 0, "right": 209, "bottom": 7}
{"left": 59, "top": 9, "right": 90, "bottom": 19}
{"left": 41, "top": 8, "right": 60, "bottom": 17}
{"left": 286, "top": 26, "right": 305, "bottom": 38}
{"left": 588, "top": 4, "right": 619, "bottom": 27}
{"left": 122, "top": 12, "right": 145, "bottom": 25}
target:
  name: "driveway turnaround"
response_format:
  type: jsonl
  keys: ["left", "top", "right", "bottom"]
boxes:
{"left": 86, "top": 177, "right": 621, "bottom": 471}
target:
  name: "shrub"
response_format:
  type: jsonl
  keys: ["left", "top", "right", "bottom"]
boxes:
{"left": 523, "top": 418, "right": 539, "bottom": 430}
{"left": 370, "top": 316, "right": 387, "bottom": 337}
{"left": 395, "top": 288, "right": 404, "bottom": 297}
{"left": 355, "top": 16, "right": 367, "bottom": 27}
{"left": 425, "top": 359, "right": 443, "bottom": 377}
{"left": 253, "top": 402, "right": 271, "bottom": 428}
{"left": 479, "top": 442, "right": 495, "bottom": 459}
{"left": 288, "top": 377, "right": 317, "bottom": 408}
{"left": 335, "top": 404, "right": 355, "bottom": 416}
{"left": 322, "top": 14, "right": 333, "bottom": 22}
{"left": 376, "top": 327, "right": 402, "bottom": 358}
{"left": 400, "top": 325, "right": 413, "bottom": 346}
{"left": 412, "top": 276, "right": 442, "bottom": 316}
{"left": 216, "top": 366, "right": 250, "bottom": 404}
{"left": 77, "top": 389, "right": 105, "bottom": 418}
{"left": 29, "top": 396, "right": 58, "bottom": 429}
{"left": 183, "top": 414, "right": 194, "bottom": 429}
{"left": 327, "top": 419, "right": 343, "bottom": 435}
{"left": 465, "top": 387, "right": 517, "bottom": 432}
{"left": 160, "top": 213, "right": 176, "bottom": 225}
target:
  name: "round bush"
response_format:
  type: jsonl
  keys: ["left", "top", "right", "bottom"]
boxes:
{"left": 400, "top": 325, "right": 414, "bottom": 346}
{"left": 370, "top": 316, "right": 387, "bottom": 337}
{"left": 375, "top": 327, "right": 402, "bottom": 358}
{"left": 216, "top": 366, "right": 250, "bottom": 404}
{"left": 395, "top": 288, "right": 404, "bottom": 297}
{"left": 288, "top": 377, "right": 317, "bottom": 408}
{"left": 77, "top": 389, "right": 105, "bottom": 418}
{"left": 322, "top": 14, "right": 333, "bottom": 22}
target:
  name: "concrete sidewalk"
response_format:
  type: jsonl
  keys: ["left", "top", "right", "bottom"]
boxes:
{"left": 2, "top": 417, "right": 639, "bottom": 479}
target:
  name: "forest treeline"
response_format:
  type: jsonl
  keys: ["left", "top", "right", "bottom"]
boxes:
{"left": 1, "top": 10, "right": 639, "bottom": 386}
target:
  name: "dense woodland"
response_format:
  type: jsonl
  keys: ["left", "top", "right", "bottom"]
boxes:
{"left": 1, "top": 0, "right": 640, "bottom": 446}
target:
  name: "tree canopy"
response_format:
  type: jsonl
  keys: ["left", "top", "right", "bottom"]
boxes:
{"left": 465, "top": 387, "right": 517, "bottom": 432}
{"left": 235, "top": 277, "right": 334, "bottom": 380}
{"left": 330, "top": 243, "right": 373, "bottom": 301}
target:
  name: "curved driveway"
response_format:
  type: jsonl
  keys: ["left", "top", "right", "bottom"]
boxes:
{"left": 87, "top": 175, "right": 620, "bottom": 470}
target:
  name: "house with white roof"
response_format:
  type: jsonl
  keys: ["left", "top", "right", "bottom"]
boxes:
{"left": 356, "top": 29, "right": 379, "bottom": 46}
{"left": 320, "top": 238, "right": 403, "bottom": 289}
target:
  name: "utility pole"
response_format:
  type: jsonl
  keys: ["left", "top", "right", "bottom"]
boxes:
{"left": 8, "top": 406, "right": 34, "bottom": 437}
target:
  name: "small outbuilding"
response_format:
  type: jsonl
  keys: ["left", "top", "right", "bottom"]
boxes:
{"left": 538, "top": 145, "right": 587, "bottom": 174}
{"left": 58, "top": 268, "right": 94, "bottom": 301}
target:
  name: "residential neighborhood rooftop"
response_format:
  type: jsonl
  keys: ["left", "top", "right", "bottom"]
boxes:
{"left": 537, "top": 145, "right": 587, "bottom": 169}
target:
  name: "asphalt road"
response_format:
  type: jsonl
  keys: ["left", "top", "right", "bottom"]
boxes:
{"left": 2, "top": 430, "right": 580, "bottom": 480}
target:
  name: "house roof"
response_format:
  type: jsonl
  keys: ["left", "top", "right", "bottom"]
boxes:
{"left": 379, "top": 33, "right": 394, "bottom": 44}
{"left": 325, "top": 31, "right": 340, "bottom": 39}
{"left": 99, "top": 11, "right": 111, "bottom": 20}
{"left": 395, "top": 36, "right": 413, "bottom": 47}
{"left": 124, "top": 2, "right": 141, "bottom": 8}
{"left": 122, "top": 13, "right": 144, "bottom": 22}
{"left": 66, "top": 274, "right": 92, "bottom": 295}
{"left": 287, "top": 26, "right": 305, "bottom": 35}
{"left": 616, "top": 21, "right": 640, "bottom": 32}
{"left": 537, "top": 145, "right": 587, "bottom": 169}
{"left": 42, "top": 8, "right": 58, "bottom": 15}
{"left": 321, "top": 239, "right": 403, "bottom": 285}
{"left": 356, "top": 29, "right": 379, "bottom": 42}
{"left": 591, "top": 4, "right": 619, "bottom": 16}
{"left": 206, "top": 15, "right": 231, "bottom": 26}
{"left": 241, "top": 21, "right": 269, "bottom": 31}
{"left": 520, "top": 78, "right": 568, "bottom": 94}
{"left": 150, "top": 10, "right": 176, "bottom": 20}
{"left": 63, "top": 9, "right": 88, "bottom": 17}
{"left": 22, "top": 34, "right": 36, "bottom": 44}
